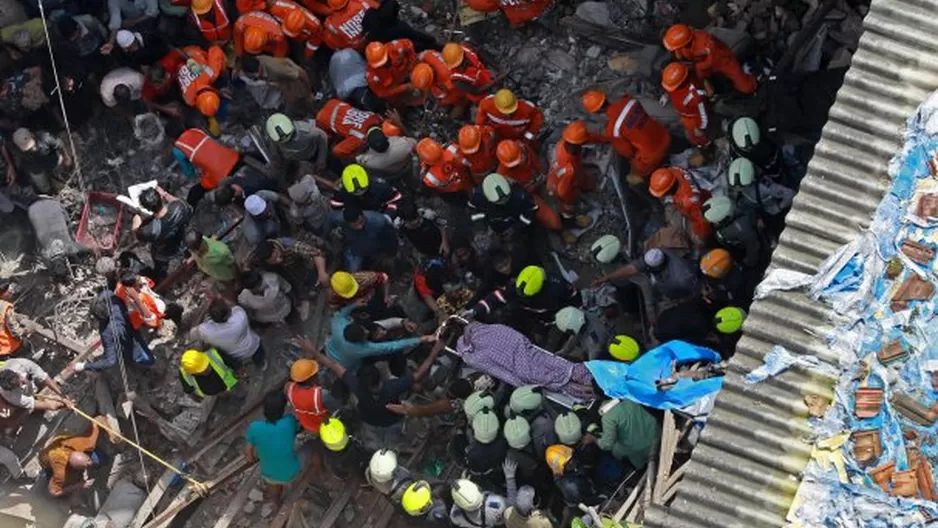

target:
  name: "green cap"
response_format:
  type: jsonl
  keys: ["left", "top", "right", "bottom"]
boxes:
{"left": 503, "top": 415, "right": 532, "bottom": 449}
{"left": 554, "top": 412, "right": 583, "bottom": 445}
{"left": 464, "top": 391, "right": 495, "bottom": 421}
{"left": 472, "top": 410, "right": 500, "bottom": 444}
{"left": 509, "top": 385, "right": 543, "bottom": 415}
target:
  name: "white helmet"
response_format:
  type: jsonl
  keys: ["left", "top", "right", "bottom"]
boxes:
{"left": 451, "top": 479, "right": 483, "bottom": 511}
{"left": 702, "top": 196, "right": 735, "bottom": 224}
{"left": 727, "top": 158, "right": 755, "bottom": 187}
{"left": 482, "top": 173, "right": 511, "bottom": 204}
{"left": 731, "top": 117, "right": 760, "bottom": 154}
{"left": 555, "top": 306, "right": 586, "bottom": 334}
{"left": 590, "top": 234, "right": 621, "bottom": 264}
{"left": 368, "top": 449, "right": 398, "bottom": 483}
{"left": 266, "top": 113, "right": 295, "bottom": 143}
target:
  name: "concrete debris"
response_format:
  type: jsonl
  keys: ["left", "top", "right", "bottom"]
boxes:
{"left": 607, "top": 54, "right": 640, "bottom": 74}
{"left": 546, "top": 49, "right": 577, "bottom": 72}
{"left": 261, "top": 503, "right": 274, "bottom": 518}
{"left": 828, "top": 47, "right": 853, "bottom": 69}
{"left": 92, "top": 479, "right": 145, "bottom": 528}
{"left": 574, "top": 1, "right": 611, "bottom": 26}
{"left": 243, "top": 502, "right": 256, "bottom": 514}
{"left": 586, "top": 45, "right": 602, "bottom": 59}
{"left": 248, "top": 488, "right": 264, "bottom": 502}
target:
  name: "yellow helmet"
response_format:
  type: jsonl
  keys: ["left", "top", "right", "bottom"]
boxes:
{"left": 320, "top": 418, "right": 349, "bottom": 452}
{"left": 494, "top": 89, "right": 518, "bottom": 114}
{"left": 545, "top": 444, "right": 574, "bottom": 476}
{"left": 401, "top": 480, "right": 433, "bottom": 516}
{"left": 341, "top": 164, "right": 370, "bottom": 195}
{"left": 181, "top": 349, "right": 209, "bottom": 374}
{"left": 516, "top": 266, "right": 546, "bottom": 296}
{"left": 608, "top": 335, "right": 640, "bottom": 362}
{"left": 330, "top": 271, "right": 359, "bottom": 299}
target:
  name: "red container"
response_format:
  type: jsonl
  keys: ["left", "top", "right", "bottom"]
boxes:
{"left": 76, "top": 192, "right": 124, "bottom": 253}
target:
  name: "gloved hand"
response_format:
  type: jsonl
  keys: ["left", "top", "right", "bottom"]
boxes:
{"left": 73, "top": 362, "right": 86, "bottom": 372}
{"left": 502, "top": 457, "right": 518, "bottom": 479}
{"left": 811, "top": 432, "right": 850, "bottom": 483}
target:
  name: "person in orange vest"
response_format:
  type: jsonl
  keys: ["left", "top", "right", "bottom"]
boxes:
{"left": 442, "top": 42, "right": 494, "bottom": 104}
{"left": 315, "top": 98, "right": 386, "bottom": 158}
{"left": 234, "top": 11, "right": 289, "bottom": 57}
{"left": 463, "top": 0, "right": 553, "bottom": 26}
{"left": 547, "top": 121, "right": 597, "bottom": 224}
{"left": 663, "top": 24, "right": 757, "bottom": 95}
{"left": 285, "top": 351, "right": 331, "bottom": 434}
{"left": 114, "top": 269, "right": 183, "bottom": 330}
{"left": 661, "top": 62, "right": 712, "bottom": 148}
{"left": 174, "top": 128, "right": 242, "bottom": 205}
{"left": 416, "top": 138, "right": 472, "bottom": 198}
{"left": 648, "top": 166, "right": 712, "bottom": 243}
{"left": 365, "top": 39, "right": 420, "bottom": 104}
{"left": 0, "top": 281, "right": 25, "bottom": 358}
{"left": 322, "top": 0, "right": 376, "bottom": 51}
{"left": 176, "top": 45, "right": 226, "bottom": 133}
{"left": 190, "top": 0, "right": 233, "bottom": 44}
{"left": 495, "top": 139, "right": 540, "bottom": 186}
{"left": 278, "top": 6, "right": 323, "bottom": 59}
{"left": 457, "top": 124, "right": 497, "bottom": 184}
{"left": 581, "top": 89, "right": 671, "bottom": 180}
{"left": 475, "top": 89, "right": 544, "bottom": 143}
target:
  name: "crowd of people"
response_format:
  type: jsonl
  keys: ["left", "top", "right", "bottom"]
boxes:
{"left": 0, "top": 0, "right": 810, "bottom": 522}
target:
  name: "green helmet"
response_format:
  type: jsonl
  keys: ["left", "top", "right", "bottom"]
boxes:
{"left": 509, "top": 385, "right": 543, "bottom": 414}
{"left": 464, "top": 391, "right": 495, "bottom": 421}
{"left": 702, "top": 196, "right": 735, "bottom": 224}
{"left": 591, "top": 234, "right": 621, "bottom": 264}
{"left": 472, "top": 409, "right": 500, "bottom": 444}
{"left": 727, "top": 157, "right": 755, "bottom": 187}
{"left": 482, "top": 173, "right": 511, "bottom": 204}
{"left": 714, "top": 306, "right": 746, "bottom": 334}
{"left": 554, "top": 411, "right": 583, "bottom": 445}
{"left": 731, "top": 117, "right": 760, "bottom": 154}
{"left": 504, "top": 415, "right": 532, "bottom": 449}
{"left": 555, "top": 306, "right": 586, "bottom": 334}
{"left": 265, "top": 113, "right": 295, "bottom": 142}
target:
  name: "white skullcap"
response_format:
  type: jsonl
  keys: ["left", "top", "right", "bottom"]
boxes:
{"left": 244, "top": 194, "right": 267, "bottom": 216}
{"left": 116, "top": 30, "right": 137, "bottom": 49}
{"left": 643, "top": 248, "right": 665, "bottom": 268}
{"left": 924, "top": 360, "right": 938, "bottom": 372}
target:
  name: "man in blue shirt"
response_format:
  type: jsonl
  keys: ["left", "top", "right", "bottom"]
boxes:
{"left": 245, "top": 391, "right": 301, "bottom": 505}
{"left": 338, "top": 205, "right": 398, "bottom": 272}
{"left": 325, "top": 300, "right": 436, "bottom": 373}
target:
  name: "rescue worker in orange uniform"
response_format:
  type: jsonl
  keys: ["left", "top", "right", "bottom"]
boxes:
{"left": 0, "top": 281, "right": 23, "bottom": 357}
{"left": 174, "top": 128, "right": 241, "bottom": 205}
{"left": 661, "top": 62, "right": 712, "bottom": 147}
{"left": 547, "top": 121, "right": 597, "bottom": 223}
{"left": 457, "top": 124, "right": 497, "bottom": 183}
{"left": 443, "top": 43, "right": 493, "bottom": 102}
{"left": 581, "top": 89, "right": 671, "bottom": 179}
{"left": 285, "top": 357, "right": 331, "bottom": 434}
{"left": 190, "top": 0, "right": 232, "bottom": 45}
{"left": 315, "top": 98, "right": 386, "bottom": 159}
{"left": 649, "top": 166, "right": 712, "bottom": 243}
{"left": 237, "top": 0, "right": 322, "bottom": 57}
{"left": 365, "top": 39, "right": 419, "bottom": 103}
{"left": 416, "top": 138, "right": 472, "bottom": 198}
{"left": 234, "top": 11, "right": 289, "bottom": 57}
{"left": 322, "top": 0, "right": 376, "bottom": 51}
{"left": 663, "top": 24, "right": 757, "bottom": 95}
{"left": 176, "top": 45, "right": 226, "bottom": 126}
{"left": 475, "top": 88, "right": 544, "bottom": 143}
{"left": 495, "top": 139, "right": 540, "bottom": 186}
{"left": 463, "top": 0, "right": 553, "bottom": 26}
{"left": 411, "top": 51, "right": 469, "bottom": 116}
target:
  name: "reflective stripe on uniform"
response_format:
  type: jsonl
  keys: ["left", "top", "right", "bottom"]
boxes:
{"left": 485, "top": 113, "right": 529, "bottom": 126}
{"left": 697, "top": 102, "right": 708, "bottom": 128}
{"left": 612, "top": 99, "right": 637, "bottom": 138}
{"left": 328, "top": 102, "right": 342, "bottom": 131}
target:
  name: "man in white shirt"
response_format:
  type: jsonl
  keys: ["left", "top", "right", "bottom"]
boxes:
{"left": 99, "top": 67, "right": 144, "bottom": 108}
{"left": 190, "top": 298, "right": 266, "bottom": 370}
{"left": 237, "top": 271, "right": 292, "bottom": 324}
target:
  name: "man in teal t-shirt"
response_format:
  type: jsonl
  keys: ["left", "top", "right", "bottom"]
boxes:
{"left": 246, "top": 391, "right": 302, "bottom": 502}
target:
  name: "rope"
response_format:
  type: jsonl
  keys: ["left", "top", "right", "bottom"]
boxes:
{"left": 115, "top": 337, "right": 154, "bottom": 500}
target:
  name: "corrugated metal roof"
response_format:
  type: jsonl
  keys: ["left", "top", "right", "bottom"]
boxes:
{"left": 644, "top": 0, "right": 938, "bottom": 526}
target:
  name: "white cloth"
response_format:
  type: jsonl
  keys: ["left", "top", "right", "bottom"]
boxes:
{"left": 355, "top": 136, "right": 416, "bottom": 174}
{"left": 191, "top": 306, "right": 261, "bottom": 360}
{"left": 99, "top": 67, "right": 144, "bottom": 108}
{"left": 0, "top": 358, "right": 50, "bottom": 412}
{"left": 449, "top": 495, "right": 508, "bottom": 528}
{"left": 115, "top": 29, "right": 139, "bottom": 49}
{"left": 244, "top": 194, "right": 267, "bottom": 216}
{"left": 328, "top": 49, "right": 367, "bottom": 100}
{"left": 237, "top": 272, "right": 292, "bottom": 324}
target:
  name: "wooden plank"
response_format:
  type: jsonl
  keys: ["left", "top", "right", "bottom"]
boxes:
{"left": 129, "top": 456, "right": 185, "bottom": 528}
{"left": 612, "top": 468, "right": 648, "bottom": 522}
{"left": 305, "top": 479, "right": 357, "bottom": 528}
{"left": 210, "top": 466, "right": 260, "bottom": 528}
{"left": 93, "top": 377, "right": 121, "bottom": 443}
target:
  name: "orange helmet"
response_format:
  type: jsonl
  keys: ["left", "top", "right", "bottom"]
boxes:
{"left": 441, "top": 42, "right": 465, "bottom": 68}
{"left": 411, "top": 63, "right": 434, "bottom": 90}
{"left": 581, "top": 89, "right": 606, "bottom": 114}
{"left": 458, "top": 125, "right": 483, "bottom": 154}
{"left": 496, "top": 140, "right": 523, "bottom": 168}
{"left": 382, "top": 120, "right": 401, "bottom": 137}
{"left": 700, "top": 248, "right": 733, "bottom": 279}
{"left": 661, "top": 62, "right": 689, "bottom": 92}
{"left": 196, "top": 89, "right": 221, "bottom": 116}
{"left": 416, "top": 138, "right": 443, "bottom": 165}
{"left": 563, "top": 121, "right": 590, "bottom": 145}
{"left": 327, "top": 0, "right": 348, "bottom": 9}
{"left": 663, "top": 24, "right": 693, "bottom": 51}
{"left": 191, "top": 0, "right": 213, "bottom": 15}
{"left": 648, "top": 167, "right": 679, "bottom": 198}
{"left": 365, "top": 41, "right": 388, "bottom": 68}
{"left": 281, "top": 9, "right": 306, "bottom": 37}
{"left": 243, "top": 26, "right": 268, "bottom": 54}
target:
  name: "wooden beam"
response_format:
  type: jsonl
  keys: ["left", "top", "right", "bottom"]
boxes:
{"left": 210, "top": 466, "right": 260, "bottom": 528}
{"left": 305, "top": 479, "right": 357, "bottom": 528}
{"left": 129, "top": 455, "right": 185, "bottom": 528}
{"left": 93, "top": 377, "right": 121, "bottom": 443}
{"left": 612, "top": 467, "right": 648, "bottom": 522}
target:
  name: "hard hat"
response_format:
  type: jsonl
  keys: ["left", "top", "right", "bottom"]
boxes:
{"left": 341, "top": 164, "right": 370, "bottom": 195}
{"left": 663, "top": 24, "right": 693, "bottom": 51}
{"left": 191, "top": 0, "right": 213, "bottom": 15}
{"left": 330, "top": 271, "right": 359, "bottom": 298}
{"left": 416, "top": 137, "right": 444, "bottom": 165}
{"left": 441, "top": 42, "right": 465, "bottom": 68}
{"left": 504, "top": 415, "right": 532, "bottom": 449}
{"left": 545, "top": 444, "right": 574, "bottom": 476}
{"left": 451, "top": 479, "right": 483, "bottom": 511}
{"left": 482, "top": 173, "right": 511, "bottom": 204}
{"left": 714, "top": 306, "right": 746, "bottom": 334}
{"left": 320, "top": 417, "right": 349, "bottom": 452}
{"left": 700, "top": 248, "right": 733, "bottom": 279}
{"left": 365, "top": 41, "right": 388, "bottom": 68}
{"left": 494, "top": 88, "right": 518, "bottom": 114}
{"left": 591, "top": 234, "right": 621, "bottom": 264}
{"left": 554, "top": 411, "right": 583, "bottom": 445}
{"left": 702, "top": 196, "right": 735, "bottom": 224}
{"left": 472, "top": 409, "right": 500, "bottom": 444}
{"left": 195, "top": 90, "right": 220, "bottom": 116}
{"left": 509, "top": 385, "right": 543, "bottom": 414}
{"left": 496, "top": 139, "right": 523, "bottom": 168}
{"left": 643, "top": 248, "right": 666, "bottom": 268}
{"left": 401, "top": 481, "right": 433, "bottom": 516}
{"left": 555, "top": 306, "right": 586, "bottom": 334}
{"left": 649, "top": 167, "right": 680, "bottom": 198}
{"left": 410, "top": 62, "right": 434, "bottom": 90}
{"left": 458, "top": 125, "right": 482, "bottom": 154}
{"left": 661, "top": 62, "right": 689, "bottom": 92}
{"left": 463, "top": 391, "right": 495, "bottom": 420}
{"left": 281, "top": 8, "right": 306, "bottom": 37}
{"left": 12, "top": 128, "right": 35, "bottom": 151}
{"left": 731, "top": 117, "right": 761, "bottom": 153}
{"left": 727, "top": 157, "right": 755, "bottom": 187}
{"left": 181, "top": 349, "right": 209, "bottom": 374}
{"left": 516, "top": 265, "right": 546, "bottom": 297}
{"left": 243, "top": 26, "right": 268, "bottom": 54}
{"left": 290, "top": 359, "right": 319, "bottom": 382}
{"left": 581, "top": 89, "right": 606, "bottom": 114}
{"left": 327, "top": 0, "right": 348, "bottom": 9}
{"left": 382, "top": 120, "right": 401, "bottom": 137}
{"left": 265, "top": 113, "right": 295, "bottom": 142}
{"left": 369, "top": 449, "right": 398, "bottom": 483}
{"left": 608, "top": 335, "right": 640, "bottom": 362}
{"left": 563, "top": 121, "right": 590, "bottom": 145}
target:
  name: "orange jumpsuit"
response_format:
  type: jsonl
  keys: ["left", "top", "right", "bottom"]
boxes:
{"left": 667, "top": 74, "right": 711, "bottom": 147}
{"left": 463, "top": 125, "right": 498, "bottom": 182}
{"left": 496, "top": 141, "right": 540, "bottom": 185}
{"left": 322, "top": 0, "right": 375, "bottom": 51}
{"left": 464, "top": 0, "right": 552, "bottom": 26}
{"left": 675, "top": 30, "right": 757, "bottom": 95}
{"left": 367, "top": 39, "right": 417, "bottom": 100}
{"left": 418, "top": 50, "right": 462, "bottom": 106}
{"left": 177, "top": 45, "right": 226, "bottom": 116}
{"left": 668, "top": 168, "right": 712, "bottom": 240}
{"left": 190, "top": 0, "right": 231, "bottom": 44}
{"left": 603, "top": 96, "right": 671, "bottom": 176}
{"left": 475, "top": 95, "right": 544, "bottom": 142}
{"left": 268, "top": 0, "right": 323, "bottom": 57}
{"left": 448, "top": 44, "right": 493, "bottom": 103}
{"left": 422, "top": 143, "right": 472, "bottom": 194}
{"left": 234, "top": 11, "right": 289, "bottom": 56}
{"left": 315, "top": 98, "right": 382, "bottom": 158}
{"left": 175, "top": 128, "right": 240, "bottom": 190}
{"left": 547, "top": 139, "right": 596, "bottom": 216}
{"left": 299, "top": 0, "right": 330, "bottom": 16}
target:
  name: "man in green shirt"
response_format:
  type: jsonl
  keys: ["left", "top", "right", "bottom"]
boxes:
{"left": 590, "top": 399, "right": 659, "bottom": 469}
{"left": 186, "top": 230, "right": 236, "bottom": 282}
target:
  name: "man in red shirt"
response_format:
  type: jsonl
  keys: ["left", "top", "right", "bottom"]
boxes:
{"left": 475, "top": 88, "right": 543, "bottom": 143}
{"left": 285, "top": 356, "right": 330, "bottom": 434}
{"left": 661, "top": 62, "right": 712, "bottom": 147}
{"left": 663, "top": 24, "right": 757, "bottom": 95}
{"left": 442, "top": 42, "right": 494, "bottom": 103}
{"left": 495, "top": 139, "right": 540, "bottom": 185}
{"left": 234, "top": 10, "right": 289, "bottom": 56}
{"left": 315, "top": 98, "right": 386, "bottom": 158}
{"left": 322, "top": 0, "right": 376, "bottom": 51}
{"left": 190, "top": 0, "right": 232, "bottom": 44}
{"left": 365, "top": 39, "right": 419, "bottom": 104}
{"left": 416, "top": 138, "right": 472, "bottom": 197}
{"left": 547, "top": 121, "right": 597, "bottom": 221}
{"left": 457, "top": 124, "right": 497, "bottom": 184}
